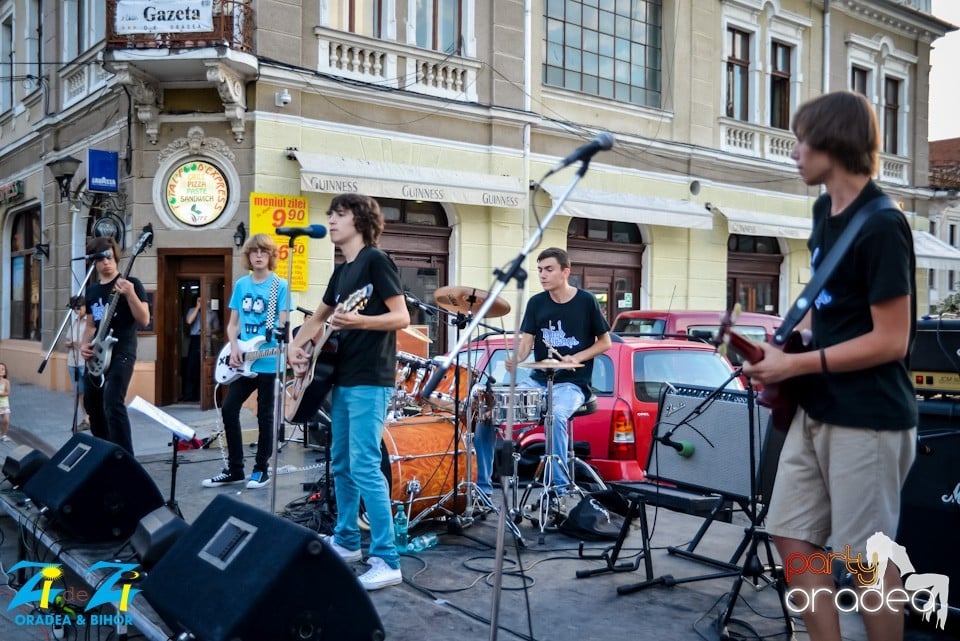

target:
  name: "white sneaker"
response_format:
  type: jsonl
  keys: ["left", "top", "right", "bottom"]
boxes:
{"left": 321, "top": 535, "right": 362, "bottom": 562}
{"left": 358, "top": 557, "right": 402, "bottom": 591}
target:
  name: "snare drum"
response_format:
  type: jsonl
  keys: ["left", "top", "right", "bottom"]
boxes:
{"left": 488, "top": 385, "right": 544, "bottom": 424}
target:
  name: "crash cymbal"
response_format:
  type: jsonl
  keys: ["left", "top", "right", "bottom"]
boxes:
{"left": 518, "top": 359, "right": 583, "bottom": 370}
{"left": 401, "top": 326, "right": 432, "bottom": 344}
{"left": 434, "top": 286, "right": 510, "bottom": 318}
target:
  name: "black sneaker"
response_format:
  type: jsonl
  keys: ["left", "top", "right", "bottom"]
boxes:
{"left": 246, "top": 470, "right": 270, "bottom": 489}
{"left": 202, "top": 469, "right": 245, "bottom": 488}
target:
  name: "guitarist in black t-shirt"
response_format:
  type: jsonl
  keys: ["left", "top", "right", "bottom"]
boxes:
{"left": 289, "top": 193, "right": 409, "bottom": 591}
{"left": 742, "top": 92, "right": 916, "bottom": 641}
{"left": 79, "top": 237, "right": 150, "bottom": 455}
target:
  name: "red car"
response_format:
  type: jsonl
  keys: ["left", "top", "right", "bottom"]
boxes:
{"left": 459, "top": 332, "right": 743, "bottom": 483}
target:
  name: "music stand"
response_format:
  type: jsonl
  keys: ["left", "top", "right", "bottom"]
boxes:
{"left": 128, "top": 395, "right": 198, "bottom": 517}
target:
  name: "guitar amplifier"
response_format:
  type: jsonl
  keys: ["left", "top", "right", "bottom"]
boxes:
{"left": 911, "top": 318, "right": 960, "bottom": 395}
{"left": 647, "top": 385, "right": 784, "bottom": 503}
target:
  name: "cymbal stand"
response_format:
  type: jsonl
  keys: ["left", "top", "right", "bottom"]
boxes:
{"left": 417, "top": 158, "right": 592, "bottom": 641}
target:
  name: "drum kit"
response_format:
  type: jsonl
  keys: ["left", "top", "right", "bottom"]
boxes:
{"left": 383, "top": 285, "right": 599, "bottom": 541}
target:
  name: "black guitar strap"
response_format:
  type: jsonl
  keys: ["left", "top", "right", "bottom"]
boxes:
{"left": 773, "top": 194, "right": 898, "bottom": 345}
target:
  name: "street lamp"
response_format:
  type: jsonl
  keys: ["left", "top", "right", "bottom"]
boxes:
{"left": 45, "top": 155, "right": 83, "bottom": 202}
{"left": 233, "top": 222, "right": 247, "bottom": 248}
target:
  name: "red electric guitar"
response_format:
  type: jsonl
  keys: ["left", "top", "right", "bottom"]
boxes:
{"left": 716, "top": 305, "right": 809, "bottom": 432}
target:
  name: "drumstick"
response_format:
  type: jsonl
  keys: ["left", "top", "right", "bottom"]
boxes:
{"left": 542, "top": 338, "right": 564, "bottom": 361}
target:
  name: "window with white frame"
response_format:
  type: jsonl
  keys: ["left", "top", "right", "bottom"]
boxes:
{"left": 769, "top": 41, "right": 791, "bottom": 129}
{"left": 883, "top": 76, "right": 901, "bottom": 155}
{"left": 851, "top": 66, "right": 869, "bottom": 96}
{"left": 950, "top": 223, "right": 957, "bottom": 247}
{"left": 544, "top": 0, "right": 663, "bottom": 108}
{"left": 416, "top": 0, "right": 461, "bottom": 53}
{"left": 0, "top": 11, "right": 10, "bottom": 113}
{"left": 846, "top": 34, "right": 915, "bottom": 158}
{"left": 726, "top": 27, "right": 750, "bottom": 120}
{"left": 720, "top": 2, "right": 809, "bottom": 130}
{"left": 62, "top": 0, "right": 105, "bottom": 60}
{"left": 25, "top": 0, "right": 40, "bottom": 82}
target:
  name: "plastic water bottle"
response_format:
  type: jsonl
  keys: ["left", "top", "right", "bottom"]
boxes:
{"left": 393, "top": 504, "right": 409, "bottom": 550}
{"left": 408, "top": 532, "right": 438, "bottom": 552}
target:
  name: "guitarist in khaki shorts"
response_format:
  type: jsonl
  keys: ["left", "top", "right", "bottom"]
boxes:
{"left": 79, "top": 237, "right": 150, "bottom": 455}
{"left": 743, "top": 91, "right": 917, "bottom": 641}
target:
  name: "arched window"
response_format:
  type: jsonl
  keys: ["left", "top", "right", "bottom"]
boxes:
{"left": 9, "top": 208, "right": 41, "bottom": 340}
{"left": 726, "top": 234, "right": 782, "bottom": 314}
{"left": 567, "top": 218, "right": 644, "bottom": 322}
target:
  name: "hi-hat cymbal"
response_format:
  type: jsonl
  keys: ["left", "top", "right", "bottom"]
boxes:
{"left": 518, "top": 359, "right": 583, "bottom": 370}
{"left": 434, "top": 286, "right": 510, "bottom": 318}
{"left": 401, "top": 326, "right": 432, "bottom": 344}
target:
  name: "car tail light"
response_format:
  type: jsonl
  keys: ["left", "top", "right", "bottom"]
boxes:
{"left": 610, "top": 398, "right": 636, "bottom": 460}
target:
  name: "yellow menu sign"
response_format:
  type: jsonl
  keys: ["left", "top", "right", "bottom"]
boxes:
{"left": 249, "top": 192, "right": 310, "bottom": 291}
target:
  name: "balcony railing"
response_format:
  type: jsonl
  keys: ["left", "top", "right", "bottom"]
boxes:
{"left": 105, "top": 0, "right": 253, "bottom": 52}
{"left": 314, "top": 26, "right": 480, "bottom": 103}
{"left": 719, "top": 118, "right": 795, "bottom": 165}
{"left": 880, "top": 153, "right": 911, "bottom": 186}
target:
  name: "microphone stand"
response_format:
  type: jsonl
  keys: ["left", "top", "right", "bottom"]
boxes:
{"left": 268, "top": 236, "right": 297, "bottom": 513}
{"left": 38, "top": 261, "right": 99, "bottom": 433}
{"left": 417, "top": 159, "right": 593, "bottom": 641}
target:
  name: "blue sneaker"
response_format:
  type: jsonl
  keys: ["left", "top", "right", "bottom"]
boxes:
{"left": 246, "top": 470, "right": 270, "bottom": 489}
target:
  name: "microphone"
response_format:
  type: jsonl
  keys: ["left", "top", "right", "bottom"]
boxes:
{"left": 546, "top": 132, "right": 615, "bottom": 176}
{"left": 655, "top": 433, "right": 695, "bottom": 458}
{"left": 275, "top": 224, "right": 327, "bottom": 239}
{"left": 404, "top": 292, "right": 435, "bottom": 316}
{"left": 73, "top": 249, "right": 113, "bottom": 261}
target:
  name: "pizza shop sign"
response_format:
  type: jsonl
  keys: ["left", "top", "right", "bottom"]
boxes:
{"left": 115, "top": 0, "right": 213, "bottom": 34}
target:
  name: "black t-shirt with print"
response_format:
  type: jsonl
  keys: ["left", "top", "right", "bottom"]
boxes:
{"left": 322, "top": 246, "right": 403, "bottom": 387}
{"left": 85, "top": 275, "right": 147, "bottom": 359}
{"left": 520, "top": 288, "right": 610, "bottom": 390}
{"left": 797, "top": 180, "right": 917, "bottom": 430}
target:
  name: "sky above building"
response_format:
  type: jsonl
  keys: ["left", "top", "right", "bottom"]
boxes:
{"left": 930, "top": 0, "right": 960, "bottom": 141}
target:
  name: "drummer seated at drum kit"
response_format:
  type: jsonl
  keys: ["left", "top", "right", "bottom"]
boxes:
{"left": 477, "top": 247, "right": 611, "bottom": 500}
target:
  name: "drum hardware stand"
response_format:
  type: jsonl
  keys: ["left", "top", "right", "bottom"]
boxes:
{"left": 516, "top": 365, "right": 586, "bottom": 544}
{"left": 417, "top": 143, "right": 606, "bottom": 641}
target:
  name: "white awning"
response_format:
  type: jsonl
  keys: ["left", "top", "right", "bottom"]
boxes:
{"left": 541, "top": 184, "right": 712, "bottom": 230}
{"left": 295, "top": 151, "right": 526, "bottom": 209}
{"left": 712, "top": 205, "right": 812, "bottom": 239}
{"left": 913, "top": 231, "right": 960, "bottom": 270}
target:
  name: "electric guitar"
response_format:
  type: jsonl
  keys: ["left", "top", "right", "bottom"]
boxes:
{"left": 213, "top": 336, "right": 282, "bottom": 385}
{"left": 716, "top": 305, "right": 808, "bottom": 432}
{"left": 86, "top": 229, "right": 153, "bottom": 382}
{"left": 284, "top": 284, "right": 372, "bottom": 423}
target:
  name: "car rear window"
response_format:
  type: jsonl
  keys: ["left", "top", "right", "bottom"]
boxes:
{"left": 633, "top": 350, "right": 741, "bottom": 402}
{"left": 686, "top": 325, "right": 767, "bottom": 365}
{"left": 614, "top": 318, "right": 666, "bottom": 335}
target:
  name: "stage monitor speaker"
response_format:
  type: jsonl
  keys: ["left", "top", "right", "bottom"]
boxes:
{"left": 897, "top": 426, "right": 960, "bottom": 609}
{"left": 647, "top": 385, "right": 782, "bottom": 502}
{"left": 21, "top": 433, "right": 164, "bottom": 542}
{"left": 141, "top": 494, "right": 385, "bottom": 641}
{"left": 131, "top": 506, "right": 189, "bottom": 569}
{"left": 2, "top": 445, "right": 50, "bottom": 488}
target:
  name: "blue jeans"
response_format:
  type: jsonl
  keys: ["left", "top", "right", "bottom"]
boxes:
{"left": 475, "top": 381, "right": 584, "bottom": 492}
{"left": 474, "top": 419, "right": 496, "bottom": 495}
{"left": 534, "top": 380, "right": 584, "bottom": 489}
{"left": 330, "top": 385, "right": 398, "bottom": 569}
